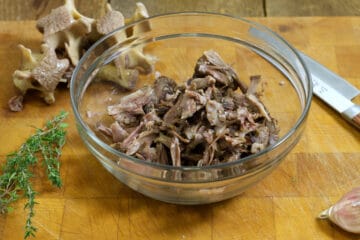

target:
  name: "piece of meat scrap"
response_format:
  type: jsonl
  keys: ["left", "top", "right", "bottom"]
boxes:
{"left": 180, "top": 90, "right": 207, "bottom": 119}
{"left": 170, "top": 137, "right": 181, "bottom": 167}
{"left": 8, "top": 95, "right": 24, "bottom": 112}
{"left": 110, "top": 121, "right": 129, "bottom": 142}
{"left": 194, "top": 50, "right": 248, "bottom": 92}
{"left": 153, "top": 76, "right": 177, "bottom": 102}
{"left": 107, "top": 86, "right": 155, "bottom": 116}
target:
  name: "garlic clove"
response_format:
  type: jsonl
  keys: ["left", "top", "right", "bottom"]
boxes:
{"left": 318, "top": 187, "right": 360, "bottom": 234}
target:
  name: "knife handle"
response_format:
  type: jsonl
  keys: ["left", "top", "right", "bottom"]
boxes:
{"left": 341, "top": 104, "right": 360, "bottom": 130}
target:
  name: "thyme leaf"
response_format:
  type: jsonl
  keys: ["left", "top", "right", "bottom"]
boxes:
{"left": 0, "top": 111, "right": 68, "bottom": 239}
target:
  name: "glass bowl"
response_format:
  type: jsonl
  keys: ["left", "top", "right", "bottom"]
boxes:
{"left": 70, "top": 12, "right": 312, "bottom": 204}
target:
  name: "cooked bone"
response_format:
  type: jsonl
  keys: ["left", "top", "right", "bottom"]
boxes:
{"left": 97, "top": 64, "right": 139, "bottom": 90}
{"left": 10, "top": 1, "right": 156, "bottom": 110}
{"left": 125, "top": 2, "right": 151, "bottom": 36}
{"left": 36, "top": 0, "right": 95, "bottom": 65}
{"left": 12, "top": 44, "right": 69, "bottom": 104}
{"left": 96, "top": 4, "right": 125, "bottom": 35}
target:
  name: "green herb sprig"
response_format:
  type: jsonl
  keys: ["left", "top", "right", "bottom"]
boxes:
{"left": 0, "top": 111, "right": 68, "bottom": 239}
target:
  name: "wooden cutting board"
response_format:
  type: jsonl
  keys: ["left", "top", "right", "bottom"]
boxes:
{"left": 0, "top": 17, "right": 359, "bottom": 240}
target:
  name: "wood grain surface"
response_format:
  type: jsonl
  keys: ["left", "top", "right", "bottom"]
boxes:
{"left": 1, "top": 0, "right": 360, "bottom": 20}
{"left": 266, "top": 0, "right": 360, "bottom": 16}
{"left": 110, "top": 0, "right": 264, "bottom": 18}
{"left": 0, "top": 17, "right": 360, "bottom": 240}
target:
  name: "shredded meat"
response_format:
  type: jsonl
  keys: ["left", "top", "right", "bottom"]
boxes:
{"left": 110, "top": 121, "right": 129, "bottom": 142}
{"left": 8, "top": 95, "right": 24, "bottom": 112}
{"left": 98, "top": 50, "right": 279, "bottom": 167}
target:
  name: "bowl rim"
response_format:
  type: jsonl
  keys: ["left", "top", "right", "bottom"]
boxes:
{"left": 70, "top": 11, "right": 313, "bottom": 172}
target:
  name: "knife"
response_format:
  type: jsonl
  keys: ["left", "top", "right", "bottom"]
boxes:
{"left": 249, "top": 27, "right": 360, "bottom": 130}
{"left": 299, "top": 52, "right": 360, "bottom": 130}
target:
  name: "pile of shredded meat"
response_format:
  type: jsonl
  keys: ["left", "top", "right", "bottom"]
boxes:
{"left": 98, "top": 50, "right": 279, "bottom": 167}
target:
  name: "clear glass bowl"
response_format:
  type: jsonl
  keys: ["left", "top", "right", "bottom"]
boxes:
{"left": 70, "top": 13, "right": 312, "bottom": 204}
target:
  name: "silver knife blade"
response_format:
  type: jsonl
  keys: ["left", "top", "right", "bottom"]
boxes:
{"left": 248, "top": 26, "right": 360, "bottom": 129}
{"left": 298, "top": 52, "right": 360, "bottom": 100}
{"left": 299, "top": 52, "right": 360, "bottom": 130}
{"left": 311, "top": 70, "right": 357, "bottom": 113}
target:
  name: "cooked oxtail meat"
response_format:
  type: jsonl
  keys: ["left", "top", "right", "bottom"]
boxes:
{"left": 100, "top": 50, "right": 279, "bottom": 167}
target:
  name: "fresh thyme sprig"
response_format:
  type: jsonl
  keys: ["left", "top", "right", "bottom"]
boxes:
{"left": 0, "top": 111, "right": 68, "bottom": 239}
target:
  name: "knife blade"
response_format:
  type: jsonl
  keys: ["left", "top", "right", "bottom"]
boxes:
{"left": 248, "top": 27, "right": 360, "bottom": 130}
{"left": 299, "top": 52, "right": 360, "bottom": 130}
{"left": 298, "top": 53, "right": 359, "bottom": 100}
